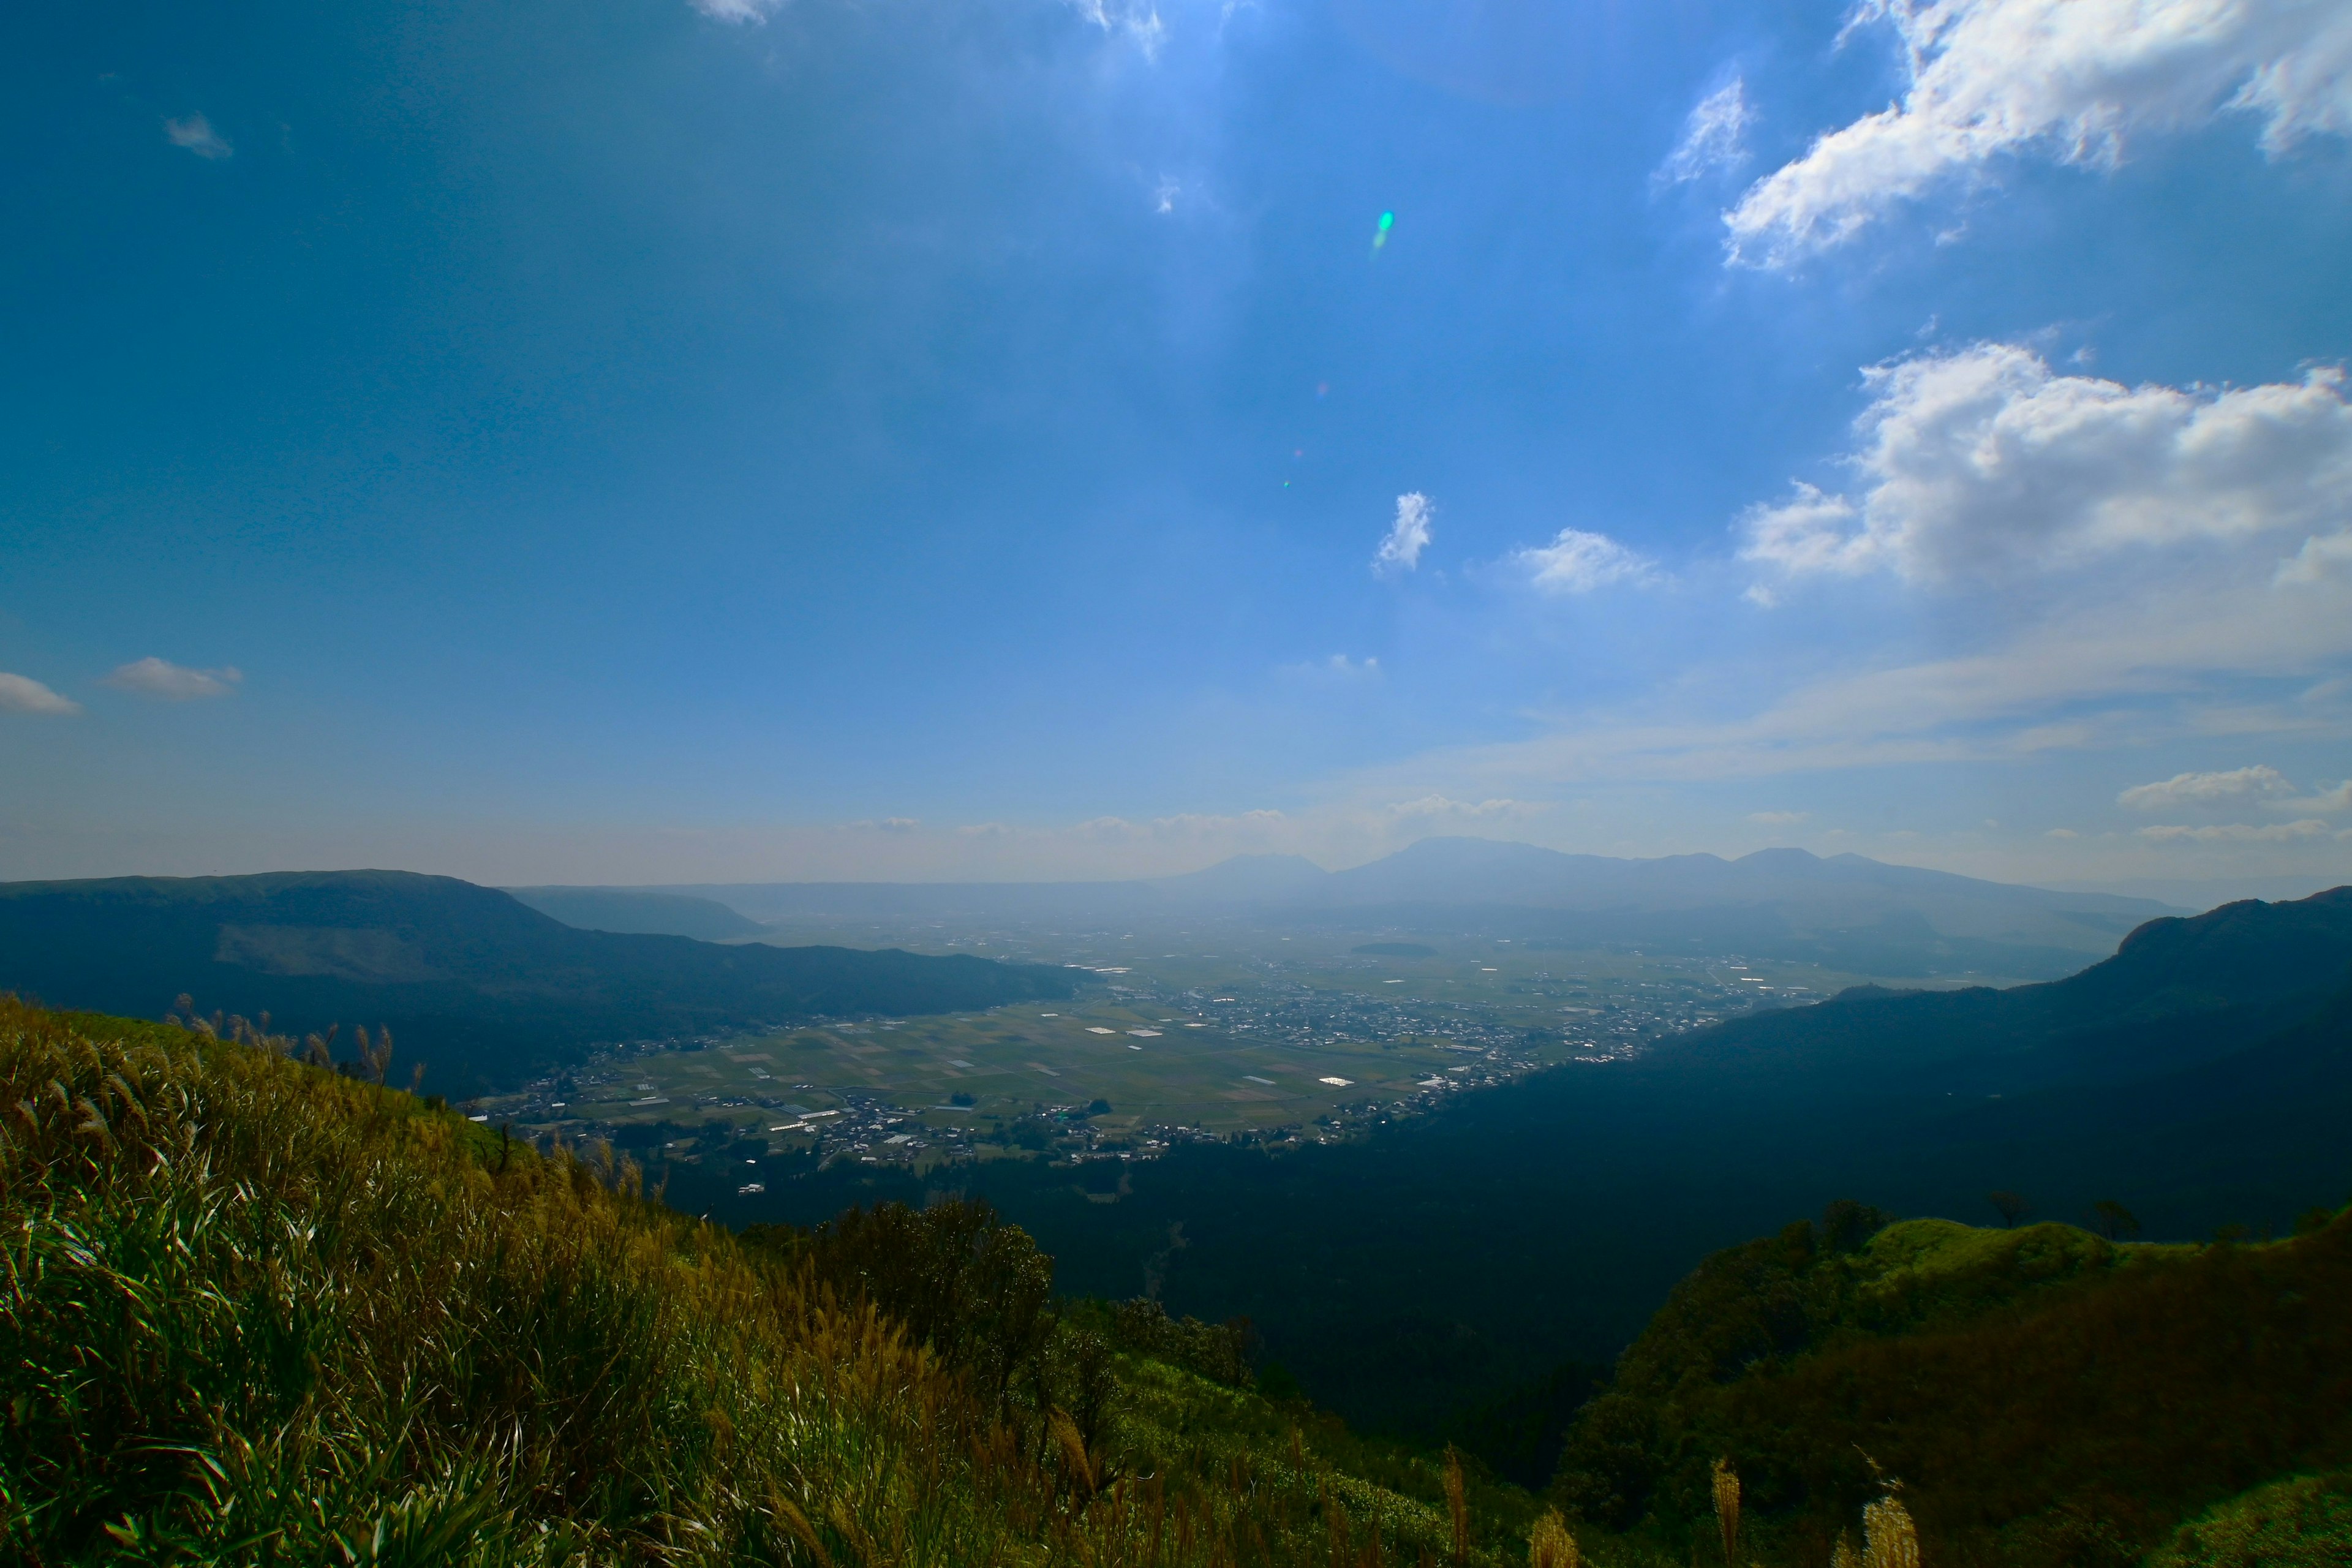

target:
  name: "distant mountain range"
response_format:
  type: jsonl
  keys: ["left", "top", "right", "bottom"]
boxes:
{"left": 0, "top": 871, "right": 1074, "bottom": 1095}
{"left": 649, "top": 839, "right": 2182, "bottom": 979}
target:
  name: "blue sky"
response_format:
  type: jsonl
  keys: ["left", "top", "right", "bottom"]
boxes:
{"left": 4, "top": 0, "right": 2351, "bottom": 889}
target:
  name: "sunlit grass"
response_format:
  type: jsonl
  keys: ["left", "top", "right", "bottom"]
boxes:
{"left": 0, "top": 998, "right": 1528, "bottom": 1566}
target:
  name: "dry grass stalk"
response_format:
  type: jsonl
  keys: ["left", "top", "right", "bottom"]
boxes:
{"left": 1528, "top": 1508, "right": 1580, "bottom": 1568}
{"left": 1711, "top": 1458, "right": 1740, "bottom": 1567}
{"left": 1863, "top": 1493, "right": 1921, "bottom": 1568}
{"left": 1442, "top": 1446, "right": 1469, "bottom": 1564}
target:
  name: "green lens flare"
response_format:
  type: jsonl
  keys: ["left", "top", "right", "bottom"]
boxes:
{"left": 1378, "top": 211, "right": 1395, "bottom": 231}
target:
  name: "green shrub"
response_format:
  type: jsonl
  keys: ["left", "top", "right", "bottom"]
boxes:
{"left": 2148, "top": 1471, "right": 2352, "bottom": 1568}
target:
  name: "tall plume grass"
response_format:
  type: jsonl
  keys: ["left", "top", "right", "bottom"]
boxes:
{"left": 0, "top": 999, "right": 1513, "bottom": 1567}
{"left": 1526, "top": 1509, "right": 1578, "bottom": 1568}
{"left": 1710, "top": 1459, "right": 1739, "bottom": 1567}
{"left": 1861, "top": 1492, "right": 1920, "bottom": 1568}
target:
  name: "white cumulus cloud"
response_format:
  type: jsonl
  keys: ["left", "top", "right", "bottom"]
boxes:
{"left": 102, "top": 658, "right": 243, "bottom": 701}
{"left": 1727, "top": 0, "right": 2352, "bottom": 265}
{"left": 1374, "top": 493, "right": 1433, "bottom": 575}
{"left": 1740, "top": 346, "right": 2352, "bottom": 586}
{"left": 164, "top": 113, "right": 233, "bottom": 159}
{"left": 1513, "top": 528, "right": 1656, "bottom": 594}
{"left": 0, "top": 673, "right": 80, "bottom": 715}
{"left": 2118, "top": 765, "right": 2295, "bottom": 809}
{"left": 1661, "top": 76, "right": 1755, "bottom": 184}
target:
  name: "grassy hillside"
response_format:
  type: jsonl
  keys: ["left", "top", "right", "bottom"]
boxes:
{"left": 1550, "top": 1205, "right": 2352, "bottom": 1566}
{"left": 0, "top": 872, "right": 1075, "bottom": 1093}
{"left": 0, "top": 997, "right": 1545, "bottom": 1567}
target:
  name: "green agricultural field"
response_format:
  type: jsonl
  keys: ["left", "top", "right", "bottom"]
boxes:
{"left": 488, "top": 922, "right": 1896, "bottom": 1170}
{"left": 519, "top": 995, "right": 1503, "bottom": 1150}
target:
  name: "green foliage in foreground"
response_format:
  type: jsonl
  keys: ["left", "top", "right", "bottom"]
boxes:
{"left": 0, "top": 998, "right": 1550, "bottom": 1566}
{"left": 1551, "top": 1202, "right": 2352, "bottom": 1566}
{"left": 2147, "top": 1469, "right": 2352, "bottom": 1568}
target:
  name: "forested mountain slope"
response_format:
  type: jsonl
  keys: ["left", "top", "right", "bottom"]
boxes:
{"left": 1642, "top": 886, "right": 2352, "bottom": 1106}
{"left": 1551, "top": 1208, "right": 2352, "bottom": 1568}
{"left": 504, "top": 884, "right": 771, "bottom": 940}
{"left": 0, "top": 871, "right": 1072, "bottom": 1093}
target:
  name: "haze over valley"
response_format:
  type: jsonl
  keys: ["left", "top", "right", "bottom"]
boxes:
{"left": 8, "top": 0, "right": 2352, "bottom": 1560}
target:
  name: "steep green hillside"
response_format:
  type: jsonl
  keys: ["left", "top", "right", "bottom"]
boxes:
{"left": 1646, "top": 888, "right": 2352, "bottom": 1105}
{"left": 0, "top": 998, "right": 1536, "bottom": 1567}
{"left": 0, "top": 872, "right": 1074, "bottom": 1092}
{"left": 1550, "top": 1205, "right": 2352, "bottom": 1566}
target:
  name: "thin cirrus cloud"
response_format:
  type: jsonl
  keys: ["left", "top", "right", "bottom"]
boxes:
{"left": 1739, "top": 345, "right": 2352, "bottom": 588}
{"left": 1373, "top": 492, "right": 1433, "bottom": 575}
{"left": 1659, "top": 75, "right": 1754, "bottom": 184}
{"left": 1512, "top": 528, "right": 1656, "bottom": 594}
{"left": 0, "top": 673, "right": 81, "bottom": 715}
{"left": 687, "top": 0, "right": 780, "bottom": 21}
{"left": 689, "top": 0, "right": 1168, "bottom": 50}
{"left": 1726, "top": 0, "right": 2352, "bottom": 265}
{"left": 102, "top": 658, "right": 243, "bottom": 701}
{"left": 2136, "top": 819, "right": 2343, "bottom": 843}
{"left": 2117, "top": 766, "right": 2295, "bottom": 810}
{"left": 163, "top": 113, "right": 233, "bottom": 159}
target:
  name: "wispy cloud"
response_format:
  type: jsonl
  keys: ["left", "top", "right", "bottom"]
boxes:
{"left": 1374, "top": 493, "right": 1433, "bottom": 576}
{"left": 688, "top": 0, "right": 783, "bottom": 21}
{"left": 2294, "top": 780, "right": 2352, "bottom": 814}
{"left": 2278, "top": 530, "right": 2352, "bottom": 585}
{"left": 2118, "top": 766, "right": 2295, "bottom": 810}
{"left": 1385, "top": 794, "right": 1540, "bottom": 825}
{"left": 102, "top": 658, "right": 243, "bottom": 701}
{"left": 1747, "top": 809, "right": 1809, "bottom": 825}
{"left": 1659, "top": 75, "right": 1754, "bottom": 184}
{"left": 0, "top": 674, "right": 80, "bottom": 716}
{"left": 2137, "top": 819, "right": 2342, "bottom": 843}
{"left": 1727, "top": 0, "right": 2352, "bottom": 265}
{"left": 1741, "top": 347, "right": 2352, "bottom": 588}
{"left": 164, "top": 113, "right": 233, "bottom": 159}
{"left": 1512, "top": 527, "right": 1656, "bottom": 594}
{"left": 1065, "top": 0, "right": 1169, "bottom": 55}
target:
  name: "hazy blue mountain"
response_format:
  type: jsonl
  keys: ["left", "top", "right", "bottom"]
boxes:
{"left": 670, "top": 879, "right": 1153, "bottom": 921}
{"left": 506, "top": 886, "right": 768, "bottom": 941}
{"left": 0, "top": 871, "right": 1075, "bottom": 1095}
{"left": 671, "top": 840, "right": 2182, "bottom": 978}
{"left": 1145, "top": 853, "right": 1334, "bottom": 902}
